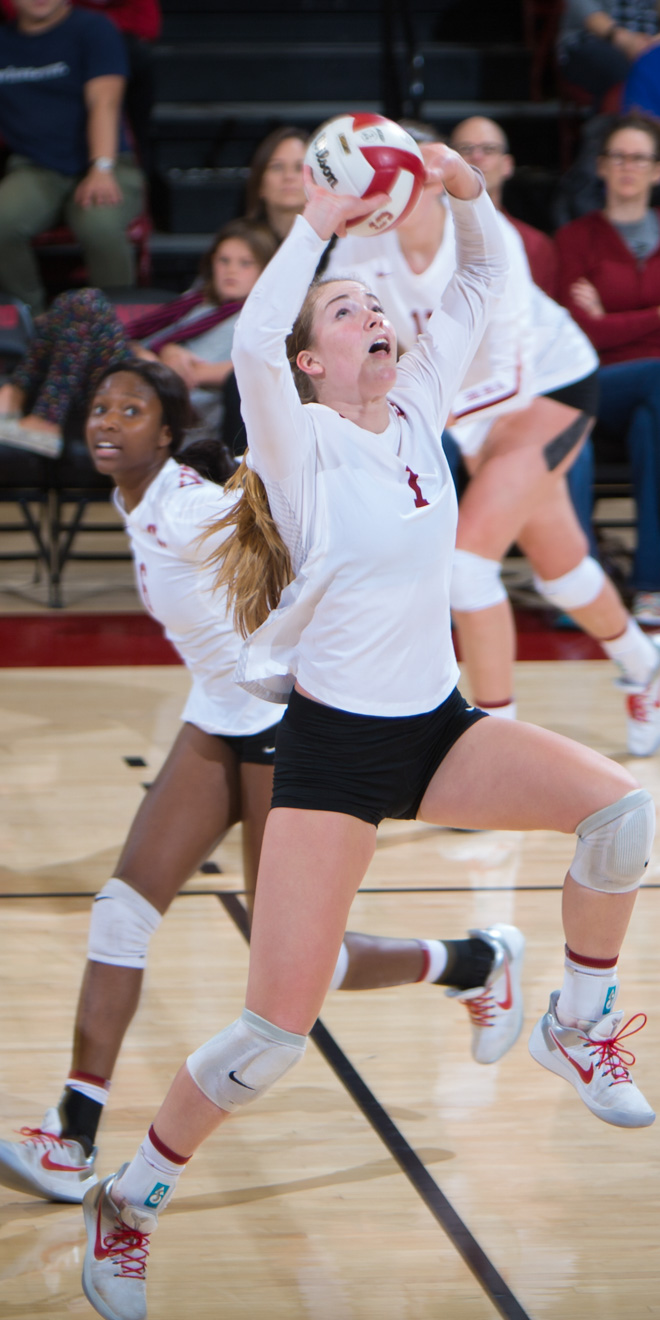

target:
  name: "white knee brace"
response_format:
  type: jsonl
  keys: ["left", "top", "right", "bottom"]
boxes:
{"left": 450, "top": 548, "right": 507, "bottom": 612}
{"left": 533, "top": 556, "right": 605, "bottom": 612}
{"left": 187, "top": 1008, "right": 307, "bottom": 1112}
{"left": 87, "top": 877, "right": 162, "bottom": 968}
{"left": 571, "top": 789, "right": 655, "bottom": 894}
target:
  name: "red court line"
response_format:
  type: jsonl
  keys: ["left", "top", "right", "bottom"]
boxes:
{"left": 0, "top": 610, "right": 607, "bottom": 667}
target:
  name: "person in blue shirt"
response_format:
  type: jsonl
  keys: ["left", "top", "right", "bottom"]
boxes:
{"left": 0, "top": 0, "right": 145, "bottom": 312}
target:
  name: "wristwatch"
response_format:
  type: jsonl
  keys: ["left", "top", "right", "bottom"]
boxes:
{"left": 93, "top": 157, "right": 115, "bottom": 172}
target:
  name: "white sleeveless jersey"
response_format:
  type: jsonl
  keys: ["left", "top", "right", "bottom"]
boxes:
{"left": 326, "top": 210, "right": 596, "bottom": 457}
{"left": 232, "top": 193, "right": 508, "bottom": 714}
{"left": 115, "top": 459, "right": 281, "bottom": 736}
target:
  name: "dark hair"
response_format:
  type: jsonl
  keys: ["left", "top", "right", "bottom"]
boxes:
{"left": 198, "top": 218, "right": 278, "bottom": 304}
{"left": 87, "top": 360, "right": 238, "bottom": 485}
{"left": 245, "top": 125, "right": 308, "bottom": 221}
{"left": 88, "top": 359, "right": 195, "bottom": 451}
{"left": 600, "top": 111, "right": 660, "bottom": 158}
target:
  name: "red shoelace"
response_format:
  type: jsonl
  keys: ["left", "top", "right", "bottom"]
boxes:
{"left": 16, "top": 1126, "right": 69, "bottom": 1148}
{"left": 103, "top": 1216, "right": 151, "bottom": 1279}
{"left": 585, "top": 1012, "right": 648, "bottom": 1086}
{"left": 462, "top": 988, "right": 497, "bottom": 1026}
{"left": 627, "top": 692, "right": 659, "bottom": 723}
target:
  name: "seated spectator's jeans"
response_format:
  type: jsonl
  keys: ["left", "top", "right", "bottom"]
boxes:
{"left": 558, "top": 33, "right": 630, "bottom": 100}
{"left": 0, "top": 153, "right": 145, "bottom": 314}
{"left": 598, "top": 359, "right": 660, "bottom": 592}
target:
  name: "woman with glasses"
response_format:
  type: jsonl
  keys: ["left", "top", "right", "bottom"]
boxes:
{"left": 556, "top": 112, "right": 660, "bottom": 625}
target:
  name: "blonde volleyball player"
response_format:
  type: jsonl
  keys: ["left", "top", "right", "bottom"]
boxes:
{"left": 0, "top": 360, "right": 524, "bottom": 1210}
{"left": 79, "top": 154, "right": 653, "bottom": 1320}
{"left": 324, "top": 126, "right": 660, "bottom": 755}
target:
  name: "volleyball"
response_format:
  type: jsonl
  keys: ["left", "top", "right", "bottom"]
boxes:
{"left": 304, "top": 113, "right": 426, "bottom": 237}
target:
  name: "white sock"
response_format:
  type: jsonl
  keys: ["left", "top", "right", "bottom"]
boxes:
{"left": 601, "top": 619, "right": 659, "bottom": 685}
{"left": 329, "top": 942, "right": 349, "bottom": 990}
{"left": 556, "top": 949, "right": 619, "bottom": 1027}
{"left": 113, "top": 1126, "right": 189, "bottom": 1213}
{"left": 65, "top": 1072, "right": 110, "bottom": 1108}
{"left": 418, "top": 939, "right": 449, "bottom": 982}
{"left": 477, "top": 700, "right": 517, "bottom": 720}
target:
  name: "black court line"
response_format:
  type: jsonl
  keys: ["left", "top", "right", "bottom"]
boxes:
{"left": 3, "top": 882, "right": 660, "bottom": 903}
{"left": 218, "top": 890, "right": 533, "bottom": 1320}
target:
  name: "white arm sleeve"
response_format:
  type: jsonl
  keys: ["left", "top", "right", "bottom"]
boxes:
{"left": 450, "top": 214, "right": 534, "bottom": 424}
{"left": 395, "top": 185, "right": 509, "bottom": 427}
{"left": 231, "top": 215, "right": 328, "bottom": 484}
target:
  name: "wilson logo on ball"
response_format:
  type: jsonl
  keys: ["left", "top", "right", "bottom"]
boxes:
{"left": 304, "top": 113, "right": 426, "bottom": 237}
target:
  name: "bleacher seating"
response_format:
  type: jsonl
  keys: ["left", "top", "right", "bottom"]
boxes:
{"left": 0, "top": 0, "right": 637, "bottom": 604}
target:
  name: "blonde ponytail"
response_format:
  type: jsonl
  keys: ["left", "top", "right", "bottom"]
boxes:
{"left": 205, "top": 456, "right": 293, "bottom": 638}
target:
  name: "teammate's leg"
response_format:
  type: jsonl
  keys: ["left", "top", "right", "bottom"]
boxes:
{"left": 451, "top": 398, "right": 591, "bottom": 714}
{"left": 518, "top": 482, "right": 660, "bottom": 755}
{"left": 0, "top": 724, "right": 242, "bottom": 1201}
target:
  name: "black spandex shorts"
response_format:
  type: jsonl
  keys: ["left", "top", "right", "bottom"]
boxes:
{"left": 219, "top": 721, "right": 280, "bottom": 766}
{"left": 271, "top": 687, "right": 487, "bottom": 826}
{"left": 545, "top": 369, "right": 599, "bottom": 416}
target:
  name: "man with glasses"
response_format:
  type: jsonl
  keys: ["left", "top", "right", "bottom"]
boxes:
{"left": 449, "top": 116, "right": 558, "bottom": 298}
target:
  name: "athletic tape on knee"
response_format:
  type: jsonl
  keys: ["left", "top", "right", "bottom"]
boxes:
{"left": 87, "top": 877, "right": 162, "bottom": 968}
{"left": 571, "top": 789, "right": 655, "bottom": 894}
{"left": 533, "top": 556, "right": 604, "bottom": 612}
{"left": 186, "top": 1008, "right": 306, "bottom": 1112}
{"left": 450, "top": 549, "right": 507, "bottom": 612}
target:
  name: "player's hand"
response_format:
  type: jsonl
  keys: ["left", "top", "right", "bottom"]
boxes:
{"left": 422, "top": 143, "right": 481, "bottom": 201}
{"left": 302, "top": 165, "right": 391, "bottom": 240}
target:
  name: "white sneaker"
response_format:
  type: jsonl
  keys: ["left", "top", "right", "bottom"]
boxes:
{"left": 616, "top": 637, "right": 660, "bottom": 756}
{"left": 0, "top": 1106, "right": 97, "bottom": 1202}
{"left": 82, "top": 1167, "right": 157, "bottom": 1320}
{"left": 446, "top": 924, "right": 525, "bottom": 1064}
{"left": 529, "top": 991, "right": 655, "bottom": 1128}
{"left": 632, "top": 592, "right": 660, "bottom": 625}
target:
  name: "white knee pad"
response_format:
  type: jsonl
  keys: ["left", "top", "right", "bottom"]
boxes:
{"left": 186, "top": 1008, "right": 306, "bottom": 1112}
{"left": 533, "top": 556, "right": 605, "bottom": 612}
{"left": 450, "top": 549, "right": 507, "bottom": 612}
{"left": 571, "top": 789, "right": 655, "bottom": 894}
{"left": 87, "top": 877, "right": 162, "bottom": 968}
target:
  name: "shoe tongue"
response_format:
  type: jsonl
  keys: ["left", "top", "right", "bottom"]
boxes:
{"left": 120, "top": 1203, "right": 158, "bottom": 1234}
{"left": 587, "top": 1009, "right": 623, "bottom": 1041}
{"left": 41, "top": 1106, "right": 63, "bottom": 1137}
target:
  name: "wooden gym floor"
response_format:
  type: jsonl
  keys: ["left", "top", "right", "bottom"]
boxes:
{"left": 1, "top": 527, "right": 659, "bottom": 1320}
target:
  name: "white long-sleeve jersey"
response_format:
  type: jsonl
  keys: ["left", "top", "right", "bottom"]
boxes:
{"left": 115, "top": 458, "right": 282, "bottom": 736}
{"left": 325, "top": 209, "right": 597, "bottom": 456}
{"left": 231, "top": 191, "right": 508, "bottom": 715}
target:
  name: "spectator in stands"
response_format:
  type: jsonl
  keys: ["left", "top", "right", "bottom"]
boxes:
{"left": 622, "top": 37, "right": 660, "bottom": 118}
{"left": 0, "top": 0, "right": 145, "bottom": 314}
{"left": 555, "top": 112, "right": 660, "bottom": 624}
{"left": 557, "top": 0, "right": 660, "bottom": 108}
{"left": 244, "top": 126, "right": 308, "bottom": 245}
{"left": 0, "top": 219, "right": 276, "bottom": 457}
{"left": 449, "top": 115, "right": 558, "bottom": 298}
{"left": 0, "top": 0, "right": 161, "bottom": 169}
